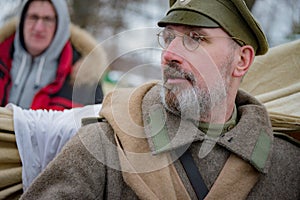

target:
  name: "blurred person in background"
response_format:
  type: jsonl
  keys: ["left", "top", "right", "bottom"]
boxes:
{"left": 0, "top": 0, "right": 107, "bottom": 199}
{"left": 0, "top": 0, "right": 106, "bottom": 110}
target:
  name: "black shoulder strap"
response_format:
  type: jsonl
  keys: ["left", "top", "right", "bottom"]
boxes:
{"left": 81, "top": 117, "right": 105, "bottom": 126}
{"left": 179, "top": 150, "right": 209, "bottom": 200}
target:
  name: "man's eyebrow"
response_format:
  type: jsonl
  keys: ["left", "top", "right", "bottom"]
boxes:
{"left": 189, "top": 27, "right": 210, "bottom": 35}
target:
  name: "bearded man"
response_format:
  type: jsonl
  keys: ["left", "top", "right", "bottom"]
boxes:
{"left": 20, "top": 0, "right": 299, "bottom": 199}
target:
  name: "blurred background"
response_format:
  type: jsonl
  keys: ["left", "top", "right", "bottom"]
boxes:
{"left": 1, "top": 0, "right": 300, "bottom": 94}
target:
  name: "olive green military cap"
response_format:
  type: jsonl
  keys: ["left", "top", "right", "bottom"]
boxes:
{"left": 158, "top": 0, "right": 268, "bottom": 55}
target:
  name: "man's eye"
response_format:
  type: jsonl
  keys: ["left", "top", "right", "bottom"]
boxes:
{"left": 29, "top": 15, "right": 39, "bottom": 21}
{"left": 165, "top": 36, "right": 173, "bottom": 43}
{"left": 189, "top": 32, "right": 205, "bottom": 42}
{"left": 164, "top": 33, "right": 174, "bottom": 43}
{"left": 44, "top": 17, "right": 52, "bottom": 23}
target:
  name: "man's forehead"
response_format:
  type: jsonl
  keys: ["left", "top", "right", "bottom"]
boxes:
{"left": 165, "top": 24, "right": 226, "bottom": 35}
{"left": 27, "top": 1, "right": 56, "bottom": 14}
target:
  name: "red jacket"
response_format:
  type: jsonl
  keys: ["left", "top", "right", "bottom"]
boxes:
{"left": 0, "top": 35, "right": 103, "bottom": 110}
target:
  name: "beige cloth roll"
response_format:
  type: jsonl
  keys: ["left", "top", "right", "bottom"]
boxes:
{"left": 241, "top": 39, "right": 300, "bottom": 140}
{"left": 0, "top": 107, "right": 22, "bottom": 200}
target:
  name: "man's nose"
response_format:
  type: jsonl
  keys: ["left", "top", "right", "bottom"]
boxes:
{"left": 33, "top": 19, "right": 46, "bottom": 30}
{"left": 162, "top": 37, "right": 184, "bottom": 64}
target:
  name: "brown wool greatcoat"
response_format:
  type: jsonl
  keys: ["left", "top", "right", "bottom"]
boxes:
{"left": 20, "top": 82, "right": 300, "bottom": 200}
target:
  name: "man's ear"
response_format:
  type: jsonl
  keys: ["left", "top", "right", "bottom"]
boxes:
{"left": 232, "top": 45, "right": 255, "bottom": 77}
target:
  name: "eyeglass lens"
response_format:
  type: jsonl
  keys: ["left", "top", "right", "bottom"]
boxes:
{"left": 26, "top": 14, "right": 56, "bottom": 26}
{"left": 158, "top": 29, "right": 199, "bottom": 51}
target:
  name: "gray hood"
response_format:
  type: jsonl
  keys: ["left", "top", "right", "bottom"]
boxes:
{"left": 9, "top": 0, "right": 70, "bottom": 108}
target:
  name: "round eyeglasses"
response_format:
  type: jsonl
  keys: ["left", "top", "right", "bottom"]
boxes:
{"left": 157, "top": 28, "right": 246, "bottom": 51}
{"left": 25, "top": 14, "right": 57, "bottom": 27}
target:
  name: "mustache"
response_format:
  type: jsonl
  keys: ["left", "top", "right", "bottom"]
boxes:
{"left": 163, "top": 62, "right": 195, "bottom": 83}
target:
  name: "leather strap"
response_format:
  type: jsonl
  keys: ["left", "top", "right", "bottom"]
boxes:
{"left": 179, "top": 149, "right": 208, "bottom": 200}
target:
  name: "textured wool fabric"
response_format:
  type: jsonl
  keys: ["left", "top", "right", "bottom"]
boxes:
{"left": 205, "top": 154, "right": 259, "bottom": 200}
{"left": 102, "top": 83, "right": 259, "bottom": 199}
{"left": 143, "top": 85, "right": 273, "bottom": 173}
{"left": 20, "top": 82, "right": 299, "bottom": 199}
{"left": 100, "top": 81, "right": 191, "bottom": 200}
{"left": 20, "top": 121, "right": 140, "bottom": 200}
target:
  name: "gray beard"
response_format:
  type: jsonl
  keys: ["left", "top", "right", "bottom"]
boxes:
{"left": 160, "top": 55, "right": 233, "bottom": 122}
{"left": 161, "top": 79, "right": 228, "bottom": 121}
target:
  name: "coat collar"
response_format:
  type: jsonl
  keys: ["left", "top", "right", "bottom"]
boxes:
{"left": 142, "top": 83, "right": 274, "bottom": 173}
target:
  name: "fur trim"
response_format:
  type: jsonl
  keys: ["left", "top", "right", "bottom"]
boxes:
{"left": 0, "top": 18, "right": 18, "bottom": 43}
{"left": 0, "top": 19, "right": 107, "bottom": 86}
{"left": 70, "top": 24, "right": 97, "bottom": 56}
{"left": 69, "top": 24, "right": 108, "bottom": 86}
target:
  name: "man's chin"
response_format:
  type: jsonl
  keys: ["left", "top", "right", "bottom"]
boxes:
{"left": 161, "top": 88, "right": 181, "bottom": 115}
{"left": 161, "top": 85, "right": 203, "bottom": 120}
